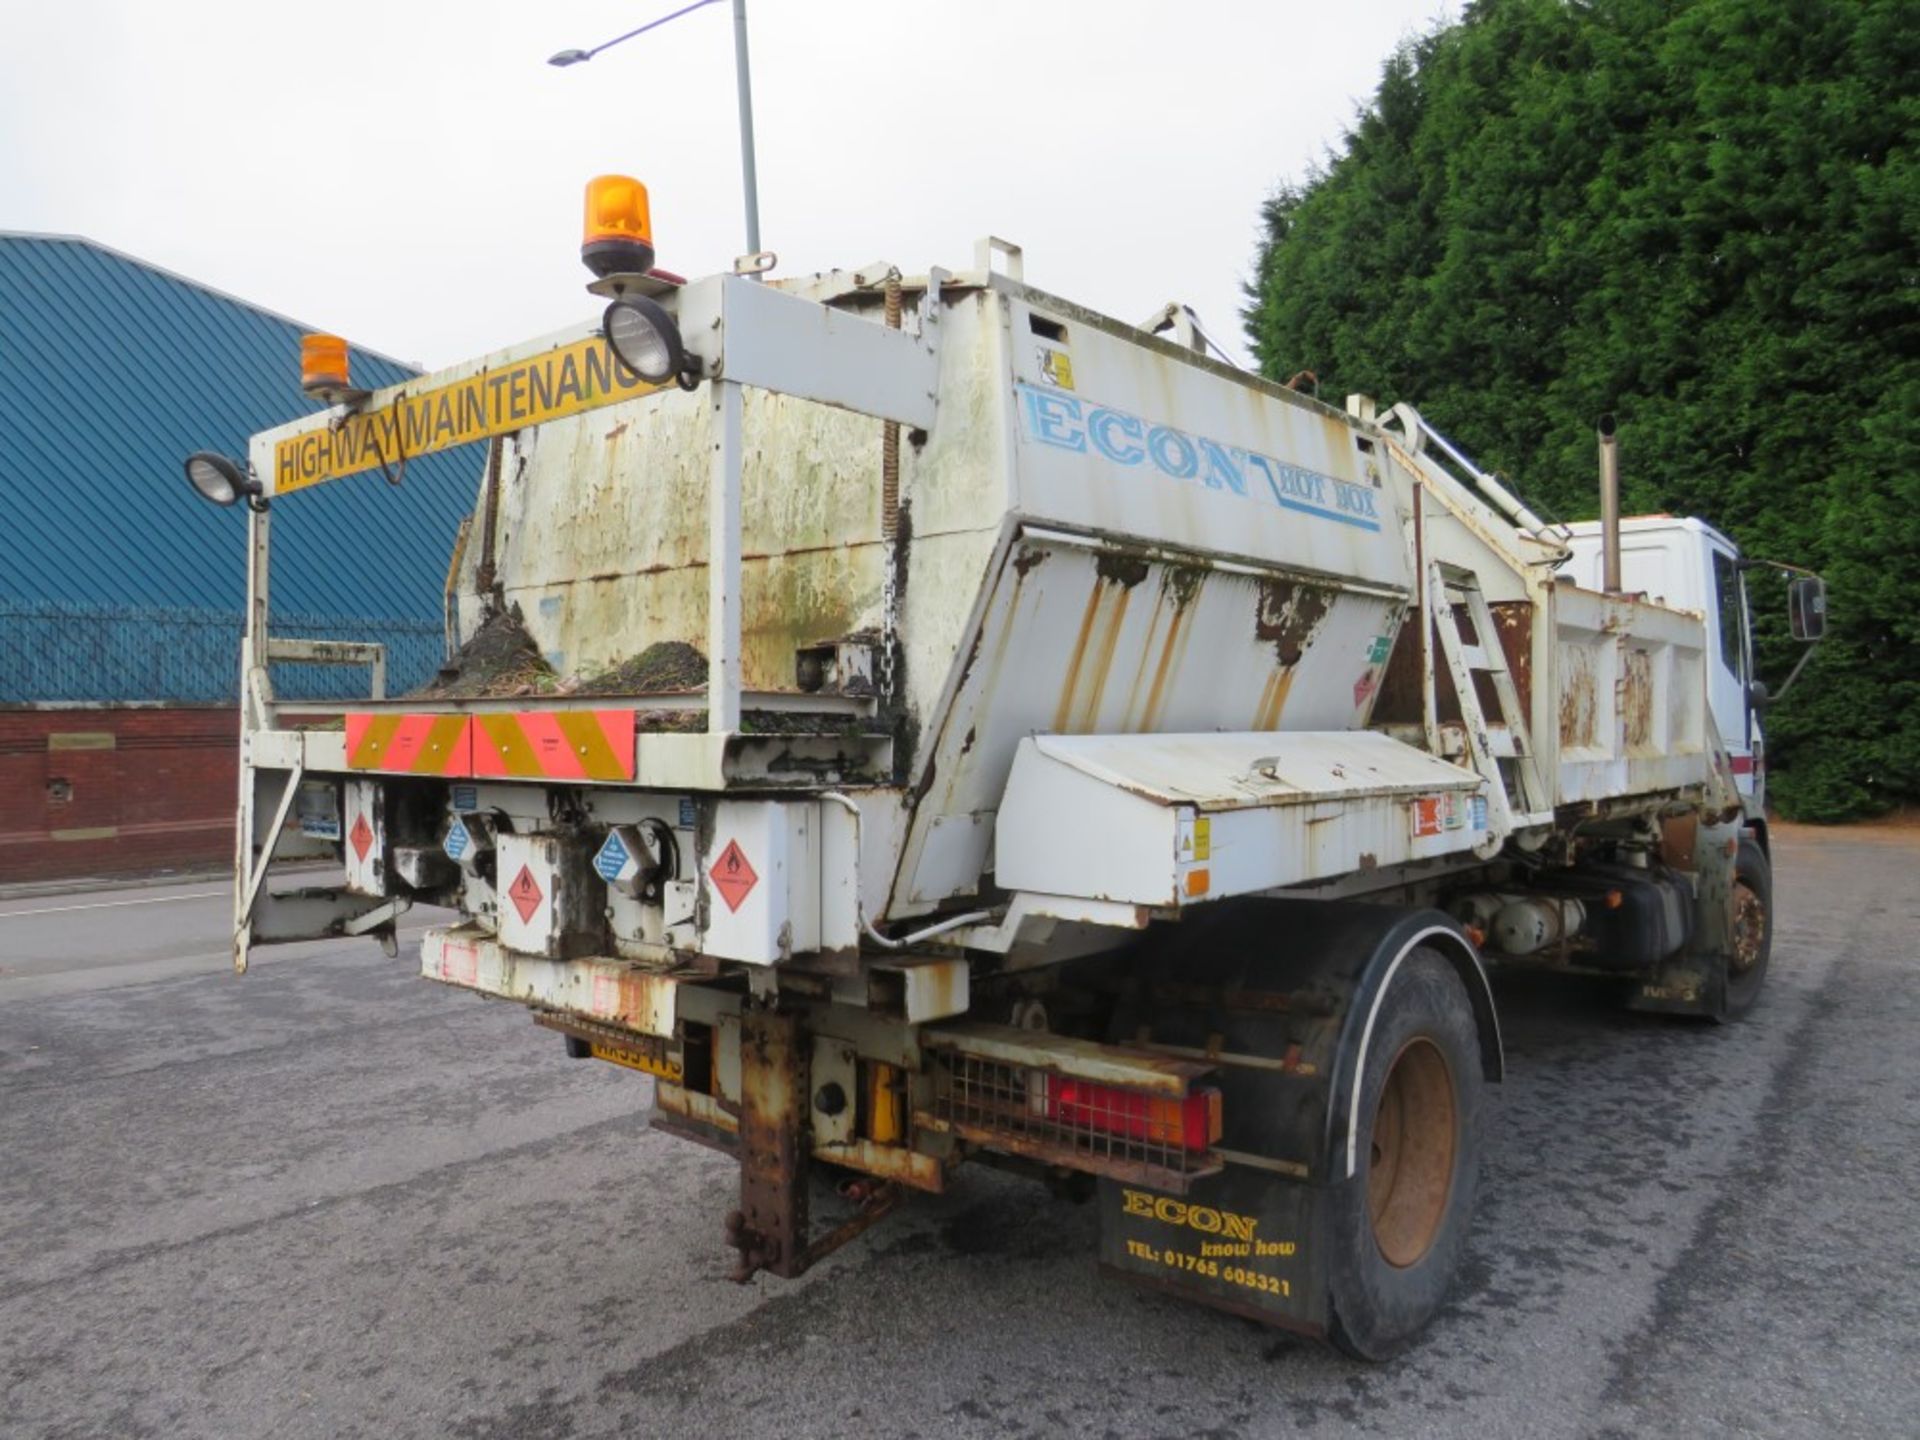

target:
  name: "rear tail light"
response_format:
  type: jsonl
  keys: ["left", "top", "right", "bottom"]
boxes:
{"left": 1044, "top": 1077, "right": 1222, "bottom": 1152}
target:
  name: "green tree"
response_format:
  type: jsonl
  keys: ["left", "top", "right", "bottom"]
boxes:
{"left": 1248, "top": 0, "right": 1919, "bottom": 820}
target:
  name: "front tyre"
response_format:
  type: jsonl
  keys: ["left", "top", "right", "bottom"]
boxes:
{"left": 1723, "top": 835, "right": 1773, "bottom": 1019}
{"left": 1326, "top": 947, "right": 1484, "bottom": 1360}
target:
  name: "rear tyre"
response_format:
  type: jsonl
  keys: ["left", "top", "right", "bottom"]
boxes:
{"left": 1724, "top": 835, "right": 1773, "bottom": 1019}
{"left": 1326, "top": 948, "right": 1484, "bottom": 1361}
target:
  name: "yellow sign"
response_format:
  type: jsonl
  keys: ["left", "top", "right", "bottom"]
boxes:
{"left": 589, "top": 1040, "right": 683, "bottom": 1083}
{"left": 1120, "top": 1187, "right": 1260, "bottom": 1243}
{"left": 272, "top": 334, "right": 668, "bottom": 494}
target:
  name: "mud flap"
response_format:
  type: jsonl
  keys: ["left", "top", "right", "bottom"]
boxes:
{"left": 1627, "top": 949, "right": 1728, "bottom": 1019}
{"left": 1092, "top": 897, "right": 1500, "bottom": 1336}
{"left": 1627, "top": 817, "right": 1742, "bottom": 1020}
{"left": 1097, "top": 1170, "right": 1330, "bottom": 1336}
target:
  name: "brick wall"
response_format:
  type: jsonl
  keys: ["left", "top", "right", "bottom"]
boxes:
{"left": 0, "top": 706, "right": 238, "bottom": 884}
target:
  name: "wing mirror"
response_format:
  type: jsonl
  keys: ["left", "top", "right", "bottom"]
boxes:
{"left": 1788, "top": 575, "right": 1827, "bottom": 642}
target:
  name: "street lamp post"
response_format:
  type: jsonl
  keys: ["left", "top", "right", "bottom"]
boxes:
{"left": 727, "top": 0, "right": 761, "bottom": 256}
{"left": 549, "top": 0, "right": 763, "bottom": 257}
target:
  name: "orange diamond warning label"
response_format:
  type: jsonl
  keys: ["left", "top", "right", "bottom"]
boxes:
{"left": 711, "top": 839, "right": 758, "bottom": 912}
{"left": 349, "top": 812, "right": 374, "bottom": 862}
{"left": 507, "top": 864, "right": 544, "bottom": 924}
{"left": 1411, "top": 795, "right": 1444, "bottom": 838}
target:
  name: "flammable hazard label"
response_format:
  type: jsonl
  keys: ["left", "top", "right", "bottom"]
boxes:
{"left": 507, "top": 864, "right": 544, "bottom": 924}
{"left": 710, "top": 839, "right": 758, "bottom": 912}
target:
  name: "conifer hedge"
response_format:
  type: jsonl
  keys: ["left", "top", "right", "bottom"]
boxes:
{"left": 1246, "top": 0, "right": 1917, "bottom": 820}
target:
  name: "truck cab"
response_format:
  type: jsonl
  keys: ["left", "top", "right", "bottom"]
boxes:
{"left": 1561, "top": 517, "right": 1761, "bottom": 808}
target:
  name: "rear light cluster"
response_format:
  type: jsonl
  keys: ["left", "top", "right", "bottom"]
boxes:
{"left": 1044, "top": 1076, "right": 1223, "bottom": 1153}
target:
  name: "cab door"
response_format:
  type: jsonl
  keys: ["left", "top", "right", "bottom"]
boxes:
{"left": 1706, "top": 543, "right": 1757, "bottom": 798}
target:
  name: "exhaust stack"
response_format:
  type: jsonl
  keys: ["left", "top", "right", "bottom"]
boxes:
{"left": 1598, "top": 414, "right": 1621, "bottom": 594}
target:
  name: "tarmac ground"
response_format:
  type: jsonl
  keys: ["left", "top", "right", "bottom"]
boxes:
{"left": 2, "top": 823, "right": 1916, "bottom": 1438}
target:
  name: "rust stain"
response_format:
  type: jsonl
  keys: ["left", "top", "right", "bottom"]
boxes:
{"left": 1252, "top": 669, "right": 1278, "bottom": 731}
{"left": 1252, "top": 666, "right": 1296, "bottom": 730}
{"left": 936, "top": 558, "right": 1031, "bottom": 807}
{"left": 1560, "top": 659, "right": 1597, "bottom": 747}
{"left": 979, "top": 566, "right": 1028, "bottom": 693}
{"left": 812, "top": 1139, "right": 946, "bottom": 1193}
{"left": 930, "top": 1120, "right": 1216, "bottom": 1194}
{"left": 1622, "top": 648, "right": 1654, "bottom": 749}
{"left": 1055, "top": 579, "right": 1133, "bottom": 734}
{"left": 1140, "top": 603, "right": 1193, "bottom": 732}
{"left": 1490, "top": 601, "right": 1535, "bottom": 731}
{"left": 1660, "top": 813, "right": 1699, "bottom": 870}
{"left": 1119, "top": 591, "right": 1170, "bottom": 731}
{"left": 1255, "top": 579, "right": 1333, "bottom": 667}
{"left": 1130, "top": 565, "right": 1208, "bottom": 732}
{"left": 1371, "top": 609, "right": 1427, "bottom": 726}
{"left": 1073, "top": 586, "right": 1132, "bottom": 733}
{"left": 741, "top": 538, "right": 891, "bottom": 564}
{"left": 732, "top": 1006, "right": 809, "bottom": 1279}
{"left": 1051, "top": 583, "right": 1107, "bottom": 733}
{"left": 1161, "top": 564, "right": 1205, "bottom": 612}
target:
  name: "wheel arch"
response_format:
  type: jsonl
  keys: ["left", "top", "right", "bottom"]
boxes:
{"left": 1327, "top": 914, "right": 1502, "bottom": 1181}
{"left": 1114, "top": 899, "right": 1502, "bottom": 1187}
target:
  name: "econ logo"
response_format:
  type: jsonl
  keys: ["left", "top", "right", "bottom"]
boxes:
{"left": 1016, "top": 383, "right": 1383, "bottom": 533}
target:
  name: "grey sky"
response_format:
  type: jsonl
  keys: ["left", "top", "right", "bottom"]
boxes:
{"left": 2, "top": 1, "right": 1453, "bottom": 373}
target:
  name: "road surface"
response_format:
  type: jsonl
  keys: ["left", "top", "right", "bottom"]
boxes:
{"left": 2, "top": 825, "right": 1916, "bottom": 1438}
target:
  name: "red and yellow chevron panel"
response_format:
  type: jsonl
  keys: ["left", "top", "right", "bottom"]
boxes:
{"left": 345, "top": 713, "right": 473, "bottom": 774}
{"left": 469, "top": 710, "right": 636, "bottom": 781}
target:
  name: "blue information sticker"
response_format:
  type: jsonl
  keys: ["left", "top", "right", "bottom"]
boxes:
{"left": 594, "top": 829, "right": 631, "bottom": 882}
{"left": 678, "top": 797, "right": 696, "bottom": 829}
{"left": 444, "top": 816, "right": 471, "bottom": 861}
{"left": 451, "top": 784, "right": 479, "bottom": 813}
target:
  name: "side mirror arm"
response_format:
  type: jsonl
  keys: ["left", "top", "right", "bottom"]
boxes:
{"left": 1736, "top": 556, "right": 1822, "bottom": 580}
{"left": 1769, "top": 644, "right": 1820, "bottom": 706}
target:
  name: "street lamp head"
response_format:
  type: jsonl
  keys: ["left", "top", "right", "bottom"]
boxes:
{"left": 547, "top": 48, "right": 592, "bottom": 67}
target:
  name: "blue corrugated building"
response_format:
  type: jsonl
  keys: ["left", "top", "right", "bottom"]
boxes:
{"left": 0, "top": 232, "right": 481, "bottom": 703}
{"left": 1, "top": 233, "right": 484, "bottom": 882}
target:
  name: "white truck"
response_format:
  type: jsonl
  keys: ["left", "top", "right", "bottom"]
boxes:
{"left": 188, "top": 207, "right": 1824, "bottom": 1358}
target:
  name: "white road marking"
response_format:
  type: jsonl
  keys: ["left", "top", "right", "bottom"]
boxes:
{"left": 0, "top": 890, "right": 229, "bottom": 920}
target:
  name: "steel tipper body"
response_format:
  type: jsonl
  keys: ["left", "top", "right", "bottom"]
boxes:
{"left": 224, "top": 239, "right": 1788, "bottom": 1358}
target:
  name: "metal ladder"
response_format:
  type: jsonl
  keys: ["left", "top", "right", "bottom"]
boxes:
{"left": 1426, "top": 561, "right": 1554, "bottom": 852}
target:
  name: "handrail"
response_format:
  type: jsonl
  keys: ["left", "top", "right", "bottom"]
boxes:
{"left": 1387, "top": 402, "right": 1571, "bottom": 553}
{"left": 264, "top": 636, "right": 387, "bottom": 699}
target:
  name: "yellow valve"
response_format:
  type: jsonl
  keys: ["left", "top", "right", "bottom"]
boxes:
{"left": 865, "top": 1061, "right": 903, "bottom": 1145}
{"left": 582, "top": 174, "right": 656, "bottom": 279}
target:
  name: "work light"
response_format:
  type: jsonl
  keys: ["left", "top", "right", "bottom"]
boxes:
{"left": 603, "top": 296, "right": 687, "bottom": 385}
{"left": 183, "top": 451, "right": 264, "bottom": 510}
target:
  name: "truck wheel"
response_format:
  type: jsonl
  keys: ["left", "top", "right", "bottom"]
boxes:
{"left": 1326, "top": 947, "right": 1484, "bottom": 1361}
{"left": 1724, "top": 836, "right": 1773, "bottom": 1018}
